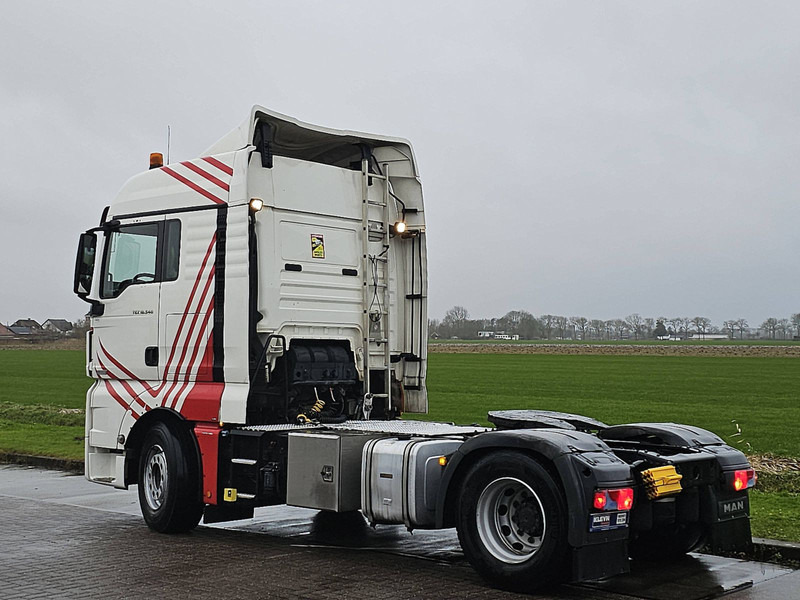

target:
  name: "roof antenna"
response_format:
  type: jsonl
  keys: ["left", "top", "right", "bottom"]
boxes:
{"left": 167, "top": 125, "right": 171, "bottom": 165}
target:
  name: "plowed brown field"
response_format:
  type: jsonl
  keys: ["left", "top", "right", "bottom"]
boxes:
{"left": 428, "top": 343, "right": 800, "bottom": 357}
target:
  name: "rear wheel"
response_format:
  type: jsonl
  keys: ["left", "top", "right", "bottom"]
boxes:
{"left": 138, "top": 421, "right": 203, "bottom": 533}
{"left": 456, "top": 451, "right": 568, "bottom": 592}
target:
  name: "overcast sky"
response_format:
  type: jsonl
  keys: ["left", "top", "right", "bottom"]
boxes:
{"left": 2, "top": 1, "right": 799, "bottom": 327}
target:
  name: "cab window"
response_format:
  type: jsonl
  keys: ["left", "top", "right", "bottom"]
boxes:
{"left": 100, "top": 220, "right": 182, "bottom": 299}
{"left": 101, "top": 223, "right": 159, "bottom": 298}
{"left": 163, "top": 220, "right": 181, "bottom": 282}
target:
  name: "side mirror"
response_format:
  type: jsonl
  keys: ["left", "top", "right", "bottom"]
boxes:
{"left": 74, "top": 232, "right": 97, "bottom": 299}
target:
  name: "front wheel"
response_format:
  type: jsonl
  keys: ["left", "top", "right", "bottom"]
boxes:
{"left": 138, "top": 421, "right": 204, "bottom": 533}
{"left": 456, "top": 451, "right": 568, "bottom": 592}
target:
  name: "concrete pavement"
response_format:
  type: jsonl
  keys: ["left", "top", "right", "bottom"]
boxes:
{"left": 0, "top": 465, "right": 796, "bottom": 599}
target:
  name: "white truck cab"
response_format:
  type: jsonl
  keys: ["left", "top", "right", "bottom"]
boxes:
{"left": 74, "top": 106, "right": 428, "bottom": 487}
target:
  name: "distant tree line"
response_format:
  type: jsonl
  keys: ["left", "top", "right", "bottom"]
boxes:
{"left": 429, "top": 307, "right": 800, "bottom": 341}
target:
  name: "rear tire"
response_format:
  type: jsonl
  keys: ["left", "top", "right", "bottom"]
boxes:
{"left": 138, "top": 421, "right": 203, "bottom": 533}
{"left": 456, "top": 451, "right": 568, "bottom": 592}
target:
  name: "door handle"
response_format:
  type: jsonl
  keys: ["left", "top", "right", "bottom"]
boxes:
{"left": 144, "top": 346, "right": 159, "bottom": 367}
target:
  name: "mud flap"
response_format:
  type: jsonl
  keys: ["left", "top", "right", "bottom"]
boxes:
{"left": 709, "top": 516, "right": 752, "bottom": 553}
{"left": 571, "top": 540, "right": 630, "bottom": 582}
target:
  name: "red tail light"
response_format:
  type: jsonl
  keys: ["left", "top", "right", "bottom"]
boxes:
{"left": 593, "top": 487, "right": 634, "bottom": 511}
{"left": 732, "top": 468, "right": 756, "bottom": 491}
{"left": 593, "top": 492, "right": 607, "bottom": 510}
{"left": 610, "top": 488, "right": 634, "bottom": 510}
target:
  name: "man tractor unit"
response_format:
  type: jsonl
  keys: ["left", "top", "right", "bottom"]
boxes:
{"left": 73, "top": 106, "right": 754, "bottom": 592}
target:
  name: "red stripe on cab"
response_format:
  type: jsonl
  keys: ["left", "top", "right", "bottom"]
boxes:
{"left": 201, "top": 156, "right": 234, "bottom": 176}
{"left": 181, "top": 161, "right": 230, "bottom": 191}
{"left": 162, "top": 166, "right": 225, "bottom": 205}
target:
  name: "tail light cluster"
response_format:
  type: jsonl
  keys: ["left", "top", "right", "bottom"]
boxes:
{"left": 732, "top": 468, "right": 757, "bottom": 491}
{"left": 593, "top": 487, "right": 634, "bottom": 511}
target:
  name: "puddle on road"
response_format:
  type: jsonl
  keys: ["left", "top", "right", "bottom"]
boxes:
{"left": 577, "top": 552, "right": 793, "bottom": 600}
{"left": 212, "top": 504, "right": 796, "bottom": 599}
{"left": 217, "top": 506, "right": 464, "bottom": 563}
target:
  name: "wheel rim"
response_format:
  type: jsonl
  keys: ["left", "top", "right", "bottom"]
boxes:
{"left": 143, "top": 444, "right": 168, "bottom": 511}
{"left": 476, "top": 476, "right": 546, "bottom": 564}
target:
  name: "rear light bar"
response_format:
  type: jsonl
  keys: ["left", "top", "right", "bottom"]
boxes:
{"left": 732, "top": 468, "right": 757, "bottom": 491}
{"left": 593, "top": 487, "right": 634, "bottom": 511}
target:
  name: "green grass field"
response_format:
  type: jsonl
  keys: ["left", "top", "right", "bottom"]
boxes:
{"left": 415, "top": 353, "right": 800, "bottom": 456}
{"left": 0, "top": 350, "right": 88, "bottom": 409}
{"left": 0, "top": 348, "right": 798, "bottom": 540}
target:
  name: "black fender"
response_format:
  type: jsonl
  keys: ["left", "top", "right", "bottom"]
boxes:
{"left": 124, "top": 407, "right": 201, "bottom": 491}
{"left": 599, "top": 422, "right": 750, "bottom": 470}
{"left": 599, "top": 422, "right": 724, "bottom": 447}
{"left": 436, "top": 428, "right": 633, "bottom": 548}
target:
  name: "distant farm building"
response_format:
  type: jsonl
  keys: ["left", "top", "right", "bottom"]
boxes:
{"left": 479, "top": 331, "right": 520, "bottom": 341}
{"left": 43, "top": 319, "right": 73, "bottom": 335}
{"left": 12, "top": 318, "right": 42, "bottom": 331}
{"left": 8, "top": 326, "right": 33, "bottom": 336}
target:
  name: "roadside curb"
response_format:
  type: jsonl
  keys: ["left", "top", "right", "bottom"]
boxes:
{"left": 0, "top": 453, "right": 83, "bottom": 474}
{"left": 752, "top": 537, "right": 800, "bottom": 564}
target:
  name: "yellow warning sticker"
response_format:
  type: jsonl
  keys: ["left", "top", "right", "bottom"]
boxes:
{"left": 311, "top": 234, "right": 325, "bottom": 259}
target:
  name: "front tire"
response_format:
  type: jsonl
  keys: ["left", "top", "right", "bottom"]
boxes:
{"left": 456, "top": 451, "right": 568, "bottom": 592}
{"left": 138, "top": 421, "right": 203, "bottom": 533}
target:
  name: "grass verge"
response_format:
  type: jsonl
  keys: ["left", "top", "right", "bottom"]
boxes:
{"left": 0, "top": 420, "right": 84, "bottom": 461}
{"left": 750, "top": 491, "right": 800, "bottom": 542}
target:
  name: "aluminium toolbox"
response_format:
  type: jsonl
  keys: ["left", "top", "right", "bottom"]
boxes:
{"left": 361, "top": 437, "right": 462, "bottom": 528}
{"left": 286, "top": 431, "right": 383, "bottom": 512}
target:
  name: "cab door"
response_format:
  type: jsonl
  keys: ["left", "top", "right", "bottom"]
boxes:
{"left": 91, "top": 218, "right": 164, "bottom": 385}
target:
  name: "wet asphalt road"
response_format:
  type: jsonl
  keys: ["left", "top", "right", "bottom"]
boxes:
{"left": 0, "top": 465, "right": 797, "bottom": 599}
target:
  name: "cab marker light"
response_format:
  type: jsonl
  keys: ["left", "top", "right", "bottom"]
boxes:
{"left": 249, "top": 198, "right": 264, "bottom": 212}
